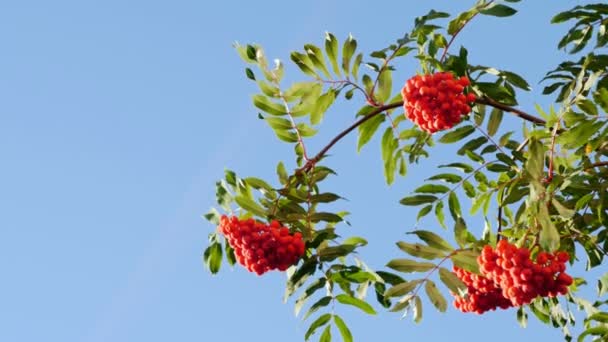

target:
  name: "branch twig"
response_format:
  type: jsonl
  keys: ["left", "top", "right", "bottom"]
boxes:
{"left": 475, "top": 96, "right": 547, "bottom": 126}
{"left": 297, "top": 101, "right": 404, "bottom": 173}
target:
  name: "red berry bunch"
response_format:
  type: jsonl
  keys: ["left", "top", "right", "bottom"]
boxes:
{"left": 401, "top": 72, "right": 476, "bottom": 133}
{"left": 453, "top": 267, "right": 512, "bottom": 314}
{"left": 478, "top": 240, "right": 573, "bottom": 306}
{"left": 218, "top": 215, "right": 306, "bottom": 275}
{"left": 452, "top": 240, "right": 574, "bottom": 314}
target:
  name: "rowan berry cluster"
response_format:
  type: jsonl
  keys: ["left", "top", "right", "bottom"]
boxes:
{"left": 452, "top": 240, "right": 573, "bottom": 314}
{"left": 401, "top": 72, "right": 476, "bottom": 133}
{"left": 453, "top": 266, "right": 512, "bottom": 314}
{"left": 218, "top": 215, "right": 306, "bottom": 275}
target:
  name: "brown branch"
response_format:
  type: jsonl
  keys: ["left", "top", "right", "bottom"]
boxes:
{"left": 585, "top": 161, "right": 608, "bottom": 170}
{"left": 297, "top": 101, "right": 404, "bottom": 173}
{"left": 475, "top": 96, "right": 547, "bottom": 126}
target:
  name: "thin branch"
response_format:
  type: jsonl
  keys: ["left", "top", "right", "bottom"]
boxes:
{"left": 439, "top": 1, "right": 494, "bottom": 64}
{"left": 475, "top": 96, "right": 547, "bottom": 126}
{"left": 585, "top": 161, "right": 608, "bottom": 170}
{"left": 298, "top": 101, "right": 404, "bottom": 173}
{"left": 321, "top": 79, "right": 376, "bottom": 105}
{"left": 546, "top": 122, "right": 560, "bottom": 183}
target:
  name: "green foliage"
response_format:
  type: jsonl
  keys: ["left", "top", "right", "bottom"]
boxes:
{"left": 206, "top": 2, "right": 608, "bottom": 341}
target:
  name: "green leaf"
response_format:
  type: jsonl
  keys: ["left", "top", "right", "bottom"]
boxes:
{"left": 342, "top": 34, "right": 357, "bottom": 75}
{"left": 286, "top": 258, "right": 318, "bottom": 299}
{"left": 319, "top": 325, "right": 331, "bottom": 342}
{"left": 457, "top": 136, "right": 488, "bottom": 156}
{"left": 295, "top": 278, "right": 327, "bottom": 317}
{"left": 598, "top": 272, "right": 608, "bottom": 297}
{"left": 593, "top": 88, "right": 608, "bottom": 113}
{"left": 335, "top": 294, "right": 377, "bottom": 315}
{"left": 376, "top": 69, "right": 393, "bottom": 104}
{"left": 291, "top": 52, "right": 318, "bottom": 78}
{"left": 303, "top": 296, "right": 332, "bottom": 321}
{"left": 480, "top": 4, "right": 517, "bottom": 17}
{"left": 425, "top": 280, "right": 447, "bottom": 312}
{"left": 357, "top": 114, "right": 385, "bottom": 152}
{"left": 435, "top": 201, "right": 447, "bottom": 229}
{"left": 426, "top": 173, "right": 462, "bottom": 183}
{"left": 266, "top": 117, "right": 293, "bottom": 130}
{"left": 400, "top": 195, "right": 438, "bottom": 206}
{"left": 453, "top": 217, "right": 471, "bottom": 248}
{"left": 397, "top": 242, "right": 447, "bottom": 260}
{"left": 517, "top": 307, "right": 528, "bottom": 328}
{"left": 557, "top": 120, "right": 606, "bottom": 149}
{"left": 275, "top": 129, "right": 299, "bottom": 143}
{"left": 381, "top": 127, "right": 398, "bottom": 185}
{"left": 352, "top": 53, "right": 363, "bottom": 79}
{"left": 470, "top": 192, "right": 491, "bottom": 215}
{"left": 245, "top": 68, "right": 256, "bottom": 80}
{"left": 304, "top": 44, "right": 331, "bottom": 79}
{"left": 203, "top": 242, "right": 222, "bottom": 274}
{"left": 551, "top": 198, "right": 575, "bottom": 218}
{"left": 305, "top": 313, "right": 332, "bottom": 340}
{"left": 526, "top": 138, "right": 545, "bottom": 180}
{"left": 538, "top": 204, "right": 559, "bottom": 252}
{"left": 203, "top": 207, "right": 221, "bottom": 224}
{"left": 235, "top": 195, "right": 266, "bottom": 217}
{"left": 252, "top": 94, "right": 286, "bottom": 115}
{"left": 438, "top": 268, "right": 467, "bottom": 295}
{"left": 413, "top": 296, "right": 423, "bottom": 323}
{"left": 578, "top": 326, "right": 608, "bottom": 342}
{"left": 486, "top": 108, "right": 503, "bottom": 136}
{"left": 576, "top": 98, "right": 598, "bottom": 116}
{"left": 310, "top": 193, "right": 341, "bottom": 203}
{"left": 384, "top": 280, "right": 422, "bottom": 297}
{"left": 417, "top": 205, "right": 433, "bottom": 221}
{"left": 244, "top": 177, "right": 274, "bottom": 192}
{"left": 311, "top": 90, "right": 336, "bottom": 125}
{"left": 448, "top": 9, "right": 476, "bottom": 35}
{"left": 502, "top": 71, "right": 531, "bottom": 91}
{"left": 318, "top": 245, "right": 356, "bottom": 262}
{"left": 386, "top": 259, "right": 436, "bottom": 273}
{"left": 439, "top": 162, "right": 474, "bottom": 173}
{"left": 257, "top": 80, "right": 280, "bottom": 97}
{"left": 438, "top": 125, "right": 475, "bottom": 143}
{"left": 333, "top": 315, "right": 353, "bottom": 342}
{"left": 408, "top": 230, "right": 453, "bottom": 252}
{"left": 325, "top": 32, "right": 340, "bottom": 76}
{"left": 342, "top": 236, "right": 368, "bottom": 247}
{"left": 276, "top": 162, "right": 288, "bottom": 185}
{"left": 588, "top": 312, "right": 608, "bottom": 323}
{"left": 448, "top": 192, "right": 461, "bottom": 220}
{"left": 310, "top": 212, "right": 343, "bottom": 223}
{"left": 462, "top": 181, "right": 476, "bottom": 198}
{"left": 415, "top": 184, "right": 450, "bottom": 194}
{"left": 451, "top": 250, "right": 480, "bottom": 274}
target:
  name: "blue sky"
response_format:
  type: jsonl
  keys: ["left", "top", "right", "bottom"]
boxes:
{"left": 0, "top": 1, "right": 596, "bottom": 341}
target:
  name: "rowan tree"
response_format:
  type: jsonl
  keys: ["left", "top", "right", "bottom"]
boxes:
{"left": 203, "top": 1, "right": 608, "bottom": 341}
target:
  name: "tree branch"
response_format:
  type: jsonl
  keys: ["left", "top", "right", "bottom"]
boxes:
{"left": 585, "top": 161, "right": 608, "bottom": 170}
{"left": 298, "top": 101, "right": 404, "bottom": 173}
{"left": 475, "top": 96, "right": 546, "bottom": 126}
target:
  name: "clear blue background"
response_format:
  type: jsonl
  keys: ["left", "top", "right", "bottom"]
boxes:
{"left": 0, "top": 1, "right": 595, "bottom": 341}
